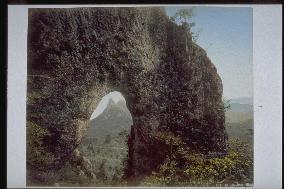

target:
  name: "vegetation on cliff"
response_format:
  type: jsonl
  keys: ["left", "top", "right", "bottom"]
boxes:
{"left": 26, "top": 7, "right": 252, "bottom": 187}
{"left": 141, "top": 139, "right": 253, "bottom": 187}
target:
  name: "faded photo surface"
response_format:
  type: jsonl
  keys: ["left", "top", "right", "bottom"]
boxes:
{"left": 26, "top": 6, "right": 253, "bottom": 187}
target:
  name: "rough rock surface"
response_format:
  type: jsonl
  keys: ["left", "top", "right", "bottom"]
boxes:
{"left": 27, "top": 7, "right": 227, "bottom": 183}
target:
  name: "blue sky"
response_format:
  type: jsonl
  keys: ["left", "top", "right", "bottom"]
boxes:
{"left": 165, "top": 6, "right": 253, "bottom": 100}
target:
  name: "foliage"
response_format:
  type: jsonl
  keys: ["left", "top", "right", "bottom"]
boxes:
{"left": 141, "top": 138, "right": 253, "bottom": 187}
{"left": 171, "top": 8, "right": 195, "bottom": 25}
{"left": 76, "top": 129, "right": 129, "bottom": 186}
{"left": 27, "top": 121, "right": 55, "bottom": 170}
{"left": 27, "top": 121, "right": 61, "bottom": 186}
{"left": 192, "top": 28, "right": 202, "bottom": 43}
{"left": 149, "top": 131, "right": 188, "bottom": 163}
{"left": 96, "top": 160, "right": 108, "bottom": 180}
{"left": 170, "top": 8, "right": 202, "bottom": 43}
{"left": 222, "top": 98, "right": 232, "bottom": 111}
{"left": 104, "top": 134, "right": 111, "bottom": 144}
{"left": 226, "top": 119, "right": 253, "bottom": 146}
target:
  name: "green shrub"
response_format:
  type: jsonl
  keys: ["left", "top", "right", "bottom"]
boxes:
{"left": 27, "top": 121, "right": 55, "bottom": 170}
{"left": 141, "top": 139, "right": 253, "bottom": 187}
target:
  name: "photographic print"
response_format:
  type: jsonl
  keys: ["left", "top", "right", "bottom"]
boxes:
{"left": 26, "top": 6, "right": 253, "bottom": 187}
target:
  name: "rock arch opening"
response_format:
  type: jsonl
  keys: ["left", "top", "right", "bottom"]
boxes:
{"left": 78, "top": 91, "right": 133, "bottom": 184}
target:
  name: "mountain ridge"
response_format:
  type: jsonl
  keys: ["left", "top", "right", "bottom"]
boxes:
{"left": 229, "top": 97, "right": 253, "bottom": 105}
{"left": 85, "top": 99, "right": 132, "bottom": 143}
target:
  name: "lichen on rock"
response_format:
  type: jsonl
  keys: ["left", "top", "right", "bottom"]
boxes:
{"left": 27, "top": 7, "right": 227, "bottom": 184}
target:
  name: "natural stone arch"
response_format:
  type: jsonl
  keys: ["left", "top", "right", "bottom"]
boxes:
{"left": 27, "top": 7, "right": 227, "bottom": 183}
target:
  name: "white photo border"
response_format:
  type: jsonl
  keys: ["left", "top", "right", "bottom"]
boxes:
{"left": 7, "top": 4, "right": 282, "bottom": 188}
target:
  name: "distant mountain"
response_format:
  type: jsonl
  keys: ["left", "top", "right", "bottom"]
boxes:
{"left": 225, "top": 98, "right": 253, "bottom": 123}
{"left": 230, "top": 97, "right": 253, "bottom": 105}
{"left": 84, "top": 99, "right": 133, "bottom": 144}
{"left": 229, "top": 103, "right": 253, "bottom": 113}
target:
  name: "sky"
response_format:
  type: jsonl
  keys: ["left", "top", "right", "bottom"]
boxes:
{"left": 93, "top": 6, "right": 253, "bottom": 119}
{"left": 165, "top": 6, "right": 253, "bottom": 100}
{"left": 90, "top": 91, "right": 125, "bottom": 119}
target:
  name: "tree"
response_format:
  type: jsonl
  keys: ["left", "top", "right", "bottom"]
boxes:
{"left": 171, "top": 8, "right": 202, "bottom": 43}
{"left": 222, "top": 98, "right": 231, "bottom": 111}
{"left": 171, "top": 8, "right": 195, "bottom": 31}
{"left": 97, "top": 160, "right": 107, "bottom": 181}
{"left": 104, "top": 134, "right": 111, "bottom": 144}
{"left": 171, "top": 8, "right": 195, "bottom": 26}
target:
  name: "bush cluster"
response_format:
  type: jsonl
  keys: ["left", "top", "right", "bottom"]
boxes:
{"left": 141, "top": 138, "right": 253, "bottom": 187}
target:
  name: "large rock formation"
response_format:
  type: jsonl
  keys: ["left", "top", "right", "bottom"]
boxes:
{"left": 27, "top": 7, "right": 227, "bottom": 183}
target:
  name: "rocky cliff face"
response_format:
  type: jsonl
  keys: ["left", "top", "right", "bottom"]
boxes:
{"left": 27, "top": 7, "right": 227, "bottom": 183}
